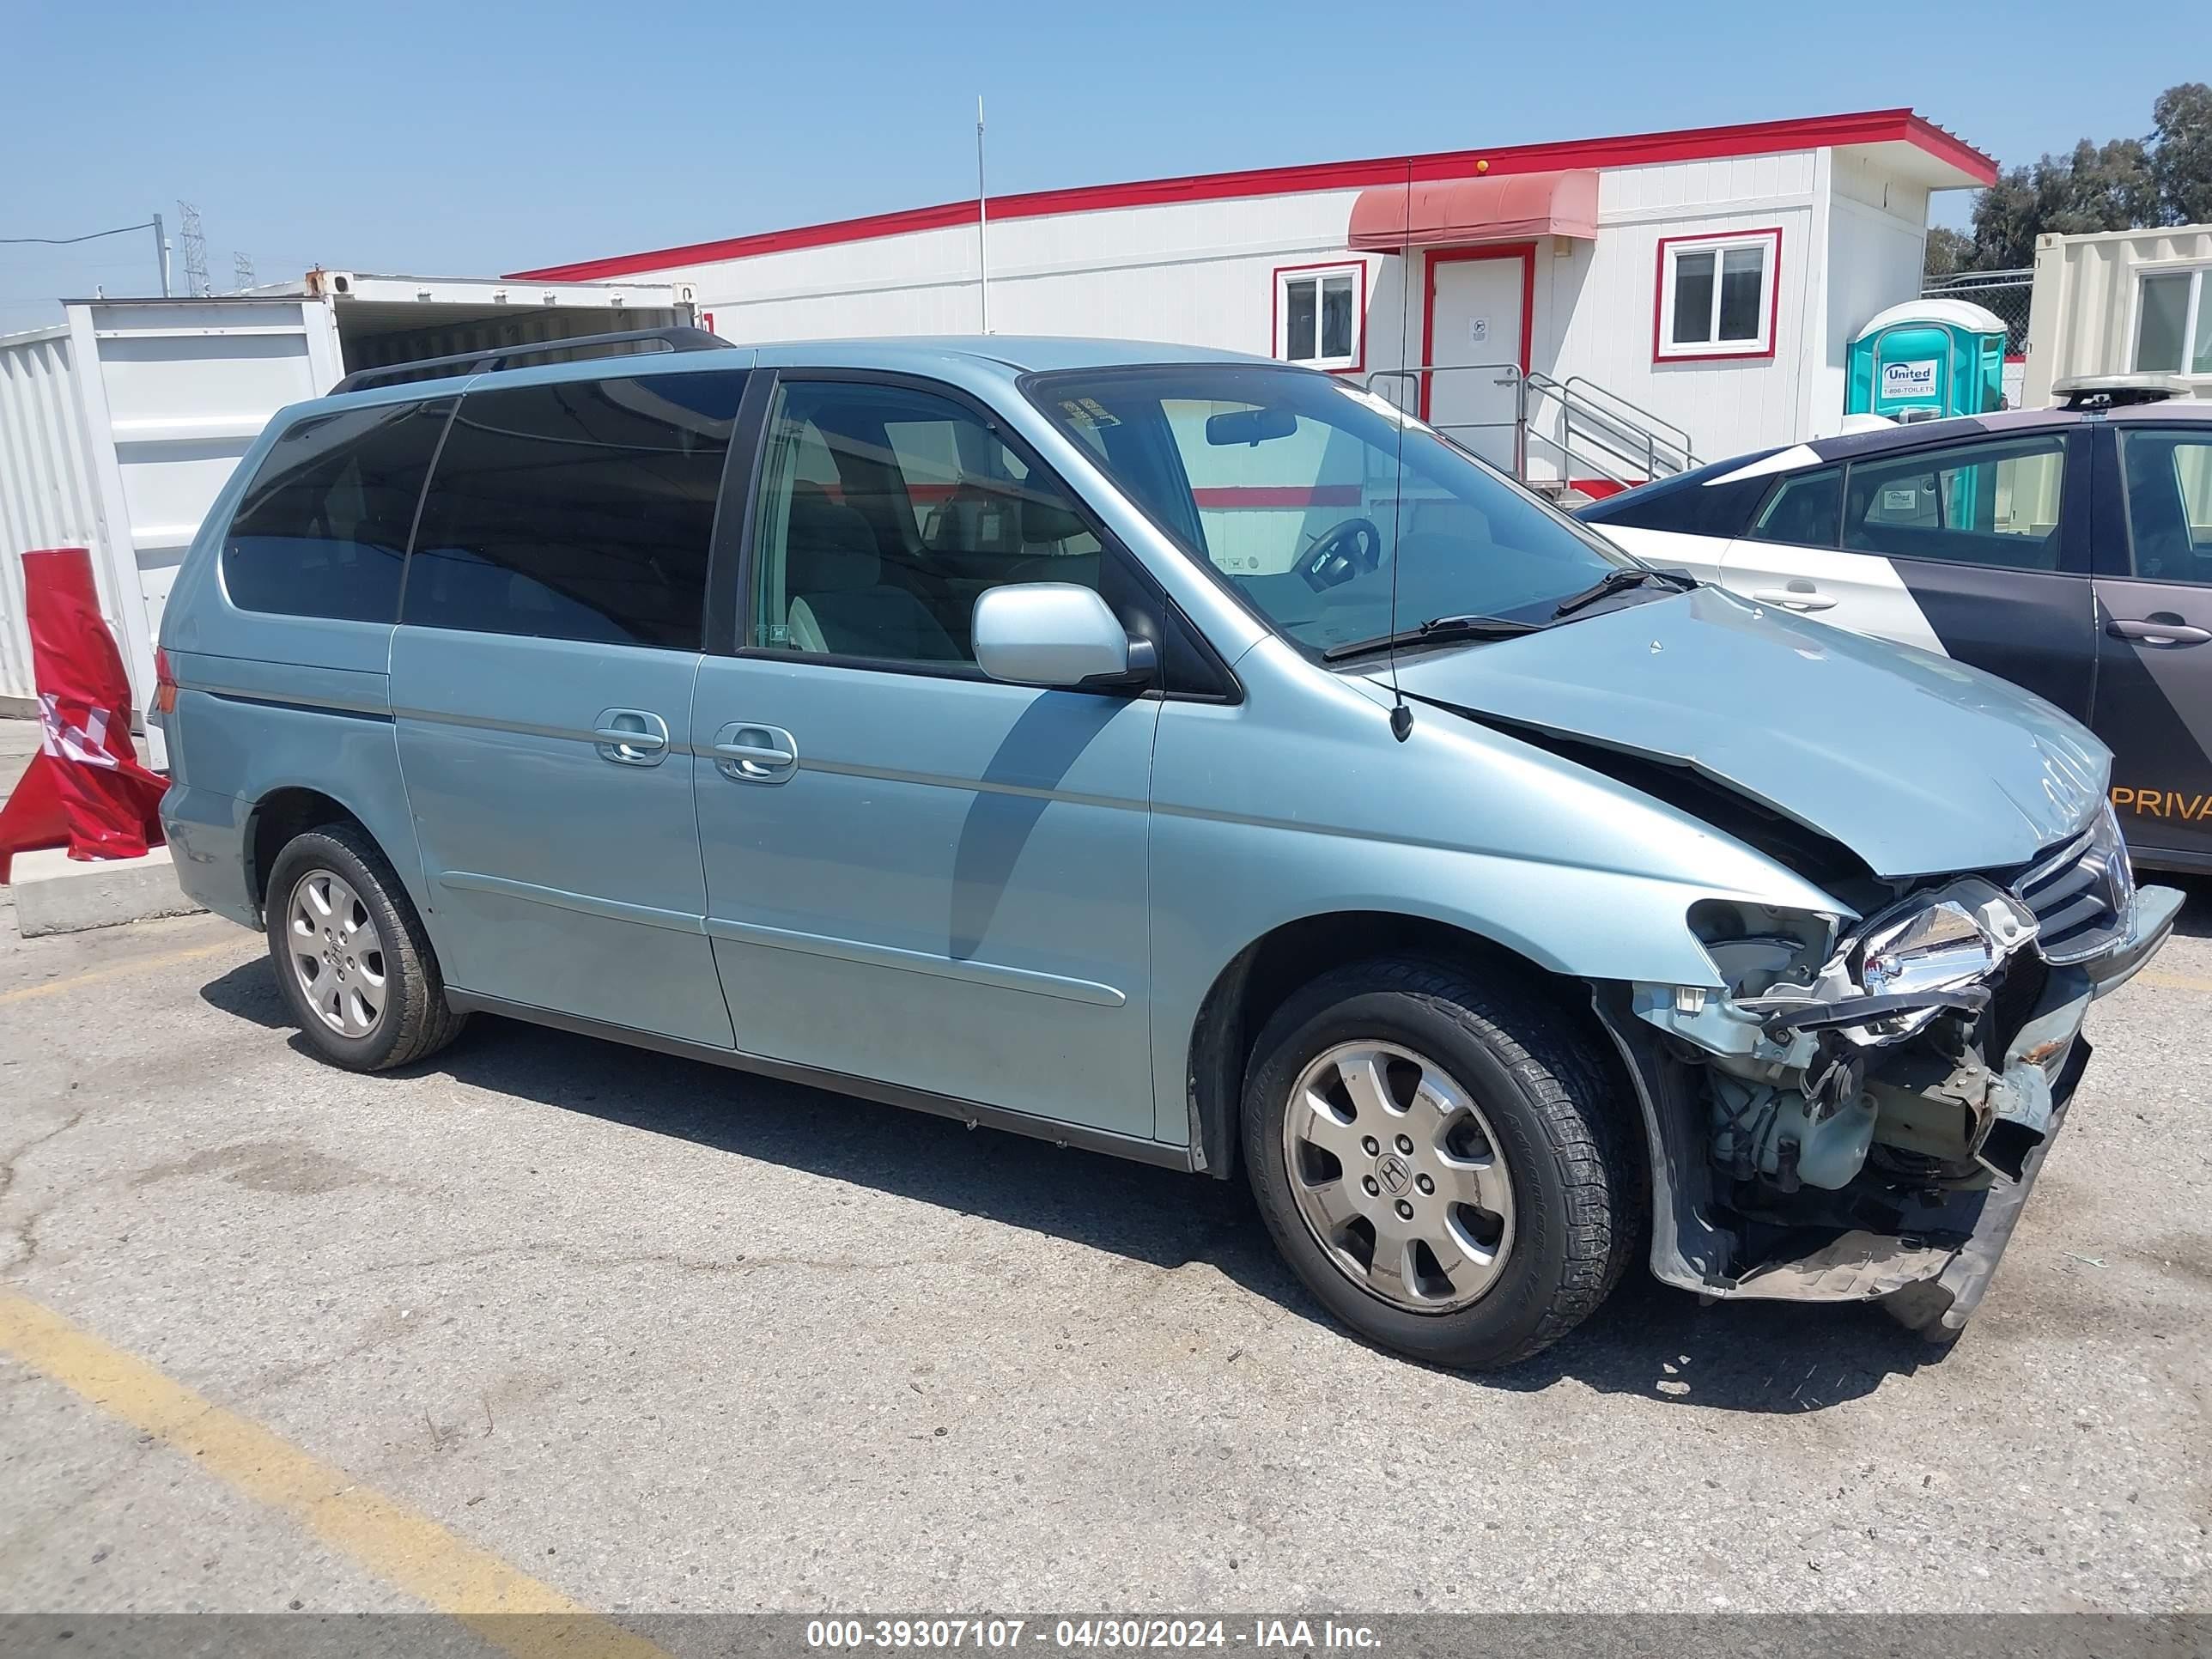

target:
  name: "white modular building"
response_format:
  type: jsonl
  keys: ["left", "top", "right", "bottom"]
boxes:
{"left": 514, "top": 108, "right": 1995, "bottom": 495}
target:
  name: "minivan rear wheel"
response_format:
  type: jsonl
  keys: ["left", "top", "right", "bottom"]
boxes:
{"left": 264, "top": 824, "right": 466, "bottom": 1072}
{"left": 1243, "top": 955, "right": 1642, "bottom": 1370}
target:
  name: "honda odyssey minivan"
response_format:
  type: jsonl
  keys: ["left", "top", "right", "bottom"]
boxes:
{"left": 158, "top": 330, "right": 2179, "bottom": 1370}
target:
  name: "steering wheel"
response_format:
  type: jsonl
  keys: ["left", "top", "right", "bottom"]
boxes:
{"left": 1297, "top": 517, "right": 1383, "bottom": 592}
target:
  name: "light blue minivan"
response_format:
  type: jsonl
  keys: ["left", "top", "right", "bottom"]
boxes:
{"left": 157, "top": 330, "right": 2178, "bottom": 1369}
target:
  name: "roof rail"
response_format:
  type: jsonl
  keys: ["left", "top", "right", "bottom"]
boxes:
{"left": 329, "top": 325, "right": 733, "bottom": 396}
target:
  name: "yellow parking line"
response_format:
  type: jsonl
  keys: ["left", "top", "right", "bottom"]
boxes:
{"left": 2137, "top": 968, "right": 2212, "bottom": 994}
{"left": 0, "top": 1290, "right": 669, "bottom": 1659}
{"left": 0, "top": 938, "right": 243, "bottom": 1006}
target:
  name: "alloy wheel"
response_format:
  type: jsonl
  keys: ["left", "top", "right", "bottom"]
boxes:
{"left": 1280, "top": 1040, "right": 1516, "bottom": 1313}
{"left": 287, "top": 868, "right": 387, "bottom": 1040}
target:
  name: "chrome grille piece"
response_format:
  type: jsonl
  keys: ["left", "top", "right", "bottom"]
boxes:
{"left": 2014, "top": 804, "right": 2135, "bottom": 967}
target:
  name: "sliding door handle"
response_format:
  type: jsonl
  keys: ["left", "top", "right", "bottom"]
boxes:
{"left": 714, "top": 740, "right": 794, "bottom": 765}
{"left": 592, "top": 726, "right": 667, "bottom": 750}
{"left": 713, "top": 722, "right": 799, "bottom": 783}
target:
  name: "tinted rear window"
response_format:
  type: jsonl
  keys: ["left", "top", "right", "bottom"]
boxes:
{"left": 1576, "top": 454, "right": 1780, "bottom": 539}
{"left": 404, "top": 371, "right": 747, "bottom": 648}
{"left": 223, "top": 398, "right": 452, "bottom": 622}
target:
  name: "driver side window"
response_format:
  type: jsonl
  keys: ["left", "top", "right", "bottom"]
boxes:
{"left": 749, "top": 380, "right": 1103, "bottom": 666}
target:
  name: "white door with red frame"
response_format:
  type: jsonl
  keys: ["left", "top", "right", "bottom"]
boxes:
{"left": 1425, "top": 252, "right": 1527, "bottom": 477}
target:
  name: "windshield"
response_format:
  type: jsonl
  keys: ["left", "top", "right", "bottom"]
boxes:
{"left": 1024, "top": 363, "right": 1638, "bottom": 657}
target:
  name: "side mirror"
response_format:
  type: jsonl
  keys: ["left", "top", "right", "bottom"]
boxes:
{"left": 974, "top": 583, "right": 1156, "bottom": 690}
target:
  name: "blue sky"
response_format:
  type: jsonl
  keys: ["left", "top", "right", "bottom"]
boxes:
{"left": 0, "top": 0, "right": 2188, "bottom": 330}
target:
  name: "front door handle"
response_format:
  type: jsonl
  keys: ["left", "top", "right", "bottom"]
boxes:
{"left": 2108, "top": 617, "right": 2211, "bottom": 647}
{"left": 592, "top": 708, "right": 670, "bottom": 766}
{"left": 1751, "top": 586, "right": 1838, "bottom": 612}
{"left": 713, "top": 722, "right": 799, "bottom": 783}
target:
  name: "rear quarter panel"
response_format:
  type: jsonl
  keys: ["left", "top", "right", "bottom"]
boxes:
{"left": 158, "top": 416, "right": 428, "bottom": 923}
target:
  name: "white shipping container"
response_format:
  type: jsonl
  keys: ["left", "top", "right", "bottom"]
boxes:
{"left": 2023, "top": 223, "right": 2212, "bottom": 407}
{"left": 0, "top": 272, "right": 693, "bottom": 743}
{"left": 0, "top": 325, "right": 102, "bottom": 712}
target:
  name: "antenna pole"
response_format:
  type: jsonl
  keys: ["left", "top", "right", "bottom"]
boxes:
{"left": 150, "top": 212, "right": 169, "bottom": 297}
{"left": 1386, "top": 156, "right": 1415, "bottom": 742}
{"left": 975, "top": 95, "right": 991, "bottom": 333}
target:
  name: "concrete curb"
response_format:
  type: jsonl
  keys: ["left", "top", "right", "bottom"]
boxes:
{"left": 8, "top": 845, "right": 206, "bottom": 938}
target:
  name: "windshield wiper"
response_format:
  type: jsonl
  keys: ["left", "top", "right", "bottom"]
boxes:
{"left": 1550, "top": 566, "right": 1697, "bottom": 619}
{"left": 1322, "top": 613, "right": 1542, "bottom": 662}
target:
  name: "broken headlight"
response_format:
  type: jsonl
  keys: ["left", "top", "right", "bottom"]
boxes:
{"left": 1741, "top": 880, "right": 2039, "bottom": 1046}
{"left": 1849, "top": 885, "right": 2038, "bottom": 1034}
{"left": 1860, "top": 901, "right": 1995, "bottom": 997}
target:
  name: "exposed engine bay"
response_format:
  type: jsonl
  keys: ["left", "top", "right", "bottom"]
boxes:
{"left": 1597, "top": 800, "right": 2179, "bottom": 1336}
{"left": 1396, "top": 669, "right": 2183, "bottom": 1340}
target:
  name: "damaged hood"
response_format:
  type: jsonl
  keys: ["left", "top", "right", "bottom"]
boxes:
{"left": 1382, "top": 586, "right": 2107, "bottom": 879}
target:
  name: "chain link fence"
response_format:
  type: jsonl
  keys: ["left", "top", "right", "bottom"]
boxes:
{"left": 1920, "top": 267, "right": 2033, "bottom": 355}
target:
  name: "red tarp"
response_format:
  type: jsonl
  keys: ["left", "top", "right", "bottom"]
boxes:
{"left": 0, "top": 547, "right": 167, "bottom": 884}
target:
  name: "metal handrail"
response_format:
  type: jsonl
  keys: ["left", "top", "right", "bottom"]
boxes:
{"left": 1519, "top": 425, "right": 1644, "bottom": 490}
{"left": 1525, "top": 373, "right": 1697, "bottom": 485}
{"left": 1547, "top": 393, "right": 1687, "bottom": 483}
{"left": 1366, "top": 362, "right": 1701, "bottom": 493}
{"left": 1364, "top": 362, "right": 1528, "bottom": 477}
{"left": 1552, "top": 373, "right": 1694, "bottom": 459}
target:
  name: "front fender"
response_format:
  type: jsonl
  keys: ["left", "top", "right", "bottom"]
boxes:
{"left": 1147, "top": 655, "right": 1856, "bottom": 1144}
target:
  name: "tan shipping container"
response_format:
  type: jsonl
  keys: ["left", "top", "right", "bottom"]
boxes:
{"left": 2023, "top": 223, "right": 2212, "bottom": 407}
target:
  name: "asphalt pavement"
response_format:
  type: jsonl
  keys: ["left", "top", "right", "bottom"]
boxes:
{"left": 0, "top": 823, "right": 2205, "bottom": 1624}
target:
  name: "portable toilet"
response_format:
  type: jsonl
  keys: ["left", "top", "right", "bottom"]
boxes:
{"left": 1845, "top": 299, "right": 2008, "bottom": 422}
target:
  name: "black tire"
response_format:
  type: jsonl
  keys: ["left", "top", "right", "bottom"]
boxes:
{"left": 1243, "top": 955, "right": 1644, "bottom": 1370}
{"left": 263, "top": 823, "right": 467, "bottom": 1072}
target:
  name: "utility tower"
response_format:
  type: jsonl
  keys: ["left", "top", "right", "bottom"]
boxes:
{"left": 233, "top": 252, "right": 255, "bottom": 291}
{"left": 178, "top": 202, "right": 211, "bottom": 298}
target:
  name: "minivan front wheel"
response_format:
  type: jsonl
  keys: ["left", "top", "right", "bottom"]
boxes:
{"left": 263, "top": 824, "right": 465, "bottom": 1072}
{"left": 1243, "top": 957, "right": 1642, "bottom": 1370}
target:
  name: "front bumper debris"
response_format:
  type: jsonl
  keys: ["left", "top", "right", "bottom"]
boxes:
{"left": 1731, "top": 1033, "right": 2089, "bottom": 1331}
{"left": 1598, "top": 879, "right": 2183, "bottom": 1334}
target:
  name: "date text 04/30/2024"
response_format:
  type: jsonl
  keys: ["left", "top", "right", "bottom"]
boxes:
{"left": 804, "top": 1620, "right": 1382, "bottom": 1650}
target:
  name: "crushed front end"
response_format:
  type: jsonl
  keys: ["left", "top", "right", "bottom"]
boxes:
{"left": 1597, "top": 803, "right": 2183, "bottom": 1338}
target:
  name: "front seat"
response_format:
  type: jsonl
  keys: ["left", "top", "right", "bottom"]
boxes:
{"left": 784, "top": 483, "right": 962, "bottom": 661}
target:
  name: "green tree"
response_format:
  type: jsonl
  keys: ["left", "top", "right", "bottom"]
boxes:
{"left": 1967, "top": 137, "right": 2158, "bottom": 269}
{"left": 1923, "top": 225, "right": 1973, "bottom": 277}
{"left": 1935, "top": 82, "right": 2212, "bottom": 276}
{"left": 2152, "top": 82, "right": 2212, "bottom": 225}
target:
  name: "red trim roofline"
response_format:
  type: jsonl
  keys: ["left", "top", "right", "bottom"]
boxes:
{"left": 508, "top": 108, "right": 1996, "bottom": 282}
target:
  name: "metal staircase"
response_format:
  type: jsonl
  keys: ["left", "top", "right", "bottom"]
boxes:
{"left": 1366, "top": 364, "right": 1700, "bottom": 501}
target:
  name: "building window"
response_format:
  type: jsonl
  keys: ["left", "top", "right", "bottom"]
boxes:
{"left": 1655, "top": 229, "right": 1781, "bottom": 362}
{"left": 1275, "top": 263, "right": 1364, "bottom": 371}
{"left": 2134, "top": 268, "right": 2212, "bottom": 378}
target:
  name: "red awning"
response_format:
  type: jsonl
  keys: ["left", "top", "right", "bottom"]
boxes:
{"left": 1346, "top": 169, "right": 1598, "bottom": 251}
